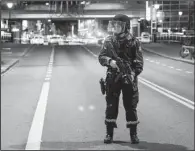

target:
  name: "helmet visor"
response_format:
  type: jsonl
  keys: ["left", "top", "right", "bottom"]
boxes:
{"left": 107, "top": 20, "right": 126, "bottom": 34}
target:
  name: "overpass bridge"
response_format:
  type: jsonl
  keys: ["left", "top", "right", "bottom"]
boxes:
{"left": 1, "top": 0, "right": 146, "bottom": 42}
{"left": 1, "top": 0, "right": 146, "bottom": 19}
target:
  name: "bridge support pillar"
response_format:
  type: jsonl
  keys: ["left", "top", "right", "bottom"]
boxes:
{"left": 66, "top": 1, "right": 69, "bottom": 14}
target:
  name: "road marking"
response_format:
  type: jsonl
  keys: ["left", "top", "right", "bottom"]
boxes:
{"left": 185, "top": 71, "right": 193, "bottom": 74}
{"left": 155, "top": 62, "right": 160, "bottom": 64}
{"left": 83, "top": 46, "right": 194, "bottom": 110}
{"left": 25, "top": 47, "right": 55, "bottom": 150}
{"left": 45, "top": 77, "right": 50, "bottom": 81}
{"left": 139, "top": 77, "right": 194, "bottom": 110}
{"left": 145, "top": 58, "right": 149, "bottom": 61}
{"left": 176, "top": 68, "right": 182, "bottom": 71}
{"left": 2, "top": 47, "right": 11, "bottom": 50}
{"left": 82, "top": 46, "right": 98, "bottom": 58}
{"left": 162, "top": 64, "right": 166, "bottom": 66}
{"left": 47, "top": 71, "right": 52, "bottom": 74}
{"left": 168, "top": 66, "right": 174, "bottom": 69}
{"left": 149, "top": 60, "right": 154, "bottom": 63}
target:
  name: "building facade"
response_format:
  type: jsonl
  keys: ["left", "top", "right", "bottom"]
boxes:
{"left": 148, "top": 1, "right": 195, "bottom": 33}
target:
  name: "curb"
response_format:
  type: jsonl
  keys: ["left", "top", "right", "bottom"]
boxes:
{"left": 1, "top": 45, "right": 34, "bottom": 75}
{"left": 1, "top": 59, "right": 19, "bottom": 74}
{"left": 142, "top": 47, "right": 194, "bottom": 65}
{"left": 21, "top": 45, "right": 34, "bottom": 57}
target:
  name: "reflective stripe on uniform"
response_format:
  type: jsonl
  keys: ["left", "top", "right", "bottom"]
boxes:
{"left": 126, "top": 120, "right": 140, "bottom": 125}
{"left": 105, "top": 119, "right": 116, "bottom": 122}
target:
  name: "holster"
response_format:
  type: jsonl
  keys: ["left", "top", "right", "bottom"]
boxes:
{"left": 99, "top": 78, "right": 106, "bottom": 95}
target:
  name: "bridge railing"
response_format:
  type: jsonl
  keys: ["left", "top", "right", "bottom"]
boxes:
{"left": 156, "top": 33, "right": 195, "bottom": 46}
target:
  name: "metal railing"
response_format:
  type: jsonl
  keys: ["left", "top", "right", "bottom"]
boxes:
{"left": 156, "top": 33, "right": 195, "bottom": 45}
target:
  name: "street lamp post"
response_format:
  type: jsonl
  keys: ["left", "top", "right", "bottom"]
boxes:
{"left": 150, "top": 3, "right": 159, "bottom": 42}
{"left": 178, "top": 11, "right": 183, "bottom": 31}
{"left": 7, "top": 2, "right": 13, "bottom": 42}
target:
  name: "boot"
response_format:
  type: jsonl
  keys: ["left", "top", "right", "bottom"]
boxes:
{"left": 104, "top": 125, "right": 114, "bottom": 144}
{"left": 130, "top": 125, "right": 139, "bottom": 144}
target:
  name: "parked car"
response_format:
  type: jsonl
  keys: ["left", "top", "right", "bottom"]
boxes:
{"left": 43, "top": 36, "right": 49, "bottom": 45}
{"left": 30, "top": 36, "right": 44, "bottom": 45}
{"left": 49, "top": 36, "right": 61, "bottom": 45}
{"left": 140, "top": 32, "right": 151, "bottom": 43}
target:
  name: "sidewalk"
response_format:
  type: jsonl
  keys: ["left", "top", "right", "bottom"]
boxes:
{"left": 141, "top": 43, "right": 194, "bottom": 65}
{"left": 1, "top": 43, "right": 33, "bottom": 74}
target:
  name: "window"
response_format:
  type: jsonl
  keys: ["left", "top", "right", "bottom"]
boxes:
{"left": 171, "top": 16, "right": 179, "bottom": 21}
{"left": 163, "top": 5, "right": 170, "bottom": 10}
{"left": 180, "top": 16, "right": 189, "bottom": 21}
{"left": 159, "top": 5, "right": 163, "bottom": 10}
{"left": 163, "top": 1, "right": 170, "bottom": 4}
{"left": 164, "top": 17, "right": 170, "bottom": 22}
{"left": 180, "top": 5, "right": 188, "bottom": 9}
{"left": 171, "top": 5, "right": 179, "bottom": 10}
{"left": 171, "top": 1, "right": 179, "bottom": 5}
{"left": 157, "top": 1, "right": 163, "bottom": 4}
{"left": 180, "top": 1, "right": 188, "bottom": 4}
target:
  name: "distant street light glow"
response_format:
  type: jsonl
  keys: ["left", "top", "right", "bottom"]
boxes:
{"left": 154, "top": 4, "right": 160, "bottom": 9}
{"left": 48, "top": 19, "right": 51, "bottom": 22}
{"left": 81, "top": 1, "right": 85, "bottom": 5}
{"left": 45, "top": 2, "right": 49, "bottom": 6}
{"left": 7, "top": 2, "right": 13, "bottom": 9}
{"left": 179, "top": 11, "right": 183, "bottom": 16}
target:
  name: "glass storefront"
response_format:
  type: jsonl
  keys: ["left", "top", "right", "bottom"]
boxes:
{"left": 150, "top": 1, "right": 195, "bottom": 32}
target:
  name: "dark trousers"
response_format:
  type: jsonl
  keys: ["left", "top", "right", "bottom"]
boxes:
{"left": 105, "top": 73, "right": 139, "bottom": 128}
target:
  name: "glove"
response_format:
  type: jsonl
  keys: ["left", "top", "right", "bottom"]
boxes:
{"left": 109, "top": 59, "right": 119, "bottom": 71}
{"left": 131, "top": 71, "right": 135, "bottom": 82}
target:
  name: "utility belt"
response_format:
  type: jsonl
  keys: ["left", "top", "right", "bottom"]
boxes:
{"left": 99, "top": 69, "right": 137, "bottom": 95}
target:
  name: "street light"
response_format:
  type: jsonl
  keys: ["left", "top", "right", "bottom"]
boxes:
{"left": 7, "top": 2, "right": 13, "bottom": 33}
{"left": 154, "top": 4, "right": 160, "bottom": 9}
{"left": 178, "top": 11, "right": 183, "bottom": 16}
{"left": 7, "top": 2, "right": 13, "bottom": 9}
{"left": 178, "top": 11, "right": 183, "bottom": 31}
{"left": 151, "top": 4, "right": 160, "bottom": 42}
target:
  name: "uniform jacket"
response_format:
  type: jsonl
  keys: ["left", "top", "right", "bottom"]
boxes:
{"left": 98, "top": 32, "right": 144, "bottom": 77}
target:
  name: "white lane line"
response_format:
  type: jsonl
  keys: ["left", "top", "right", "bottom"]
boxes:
{"left": 139, "top": 77, "right": 194, "bottom": 106}
{"left": 185, "top": 71, "right": 193, "bottom": 74}
{"left": 139, "top": 79, "right": 194, "bottom": 110}
{"left": 145, "top": 58, "right": 149, "bottom": 61}
{"left": 168, "top": 66, "right": 174, "bottom": 69}
{"left": 162, "top": 64, "right": 166, "bottom": 66}
{"left": 45, "top": 75, "right": 52, "bottom": 78}
{"left": 176, "top": 68, "right": 182, "bottom": 71}
{"left": 25, "top": 82, "right": 50, "bottom": 150}
{"left": 155, "top": 62, "right": 160, "bottom": 64}
{"left": 25, "top": 47, "right": 55, "bottom": 150}
{"left": 47, "top": 71, "right": 52, "bottom": 74}
{"left": 149, "top": 60, "right": 154, "bottom": 63}
{"left": 83, "top": 46, "right": 194, "bottom": 110}
{"left": 82, "top": 46, "right": 98, "bottom": 57}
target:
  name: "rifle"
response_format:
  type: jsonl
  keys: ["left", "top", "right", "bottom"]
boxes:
{"left": 109, "top": 41, "right": 137, "bottom": 91}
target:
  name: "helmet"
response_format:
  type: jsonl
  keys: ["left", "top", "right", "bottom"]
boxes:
{"left": 113, "top": 14, "right": 130, "bottom": 31}
{"left": 107, "top": 14, "right": 130, "bottom": 34}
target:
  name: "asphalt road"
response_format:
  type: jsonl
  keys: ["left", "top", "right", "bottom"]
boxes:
{"left": 1, "top": 44, "right": 194, "bottom": 150}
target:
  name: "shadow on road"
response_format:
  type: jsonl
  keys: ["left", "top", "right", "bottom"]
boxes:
{"left": 9, "top": 140, "right": 188, "bottom": 150}
{"left": 113, "top": 140, "right": 188, "bottom": 150}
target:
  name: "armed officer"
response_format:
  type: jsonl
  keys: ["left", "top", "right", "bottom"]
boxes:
{"left": 98, "top": 14, "right": 144, "bottom": 144}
